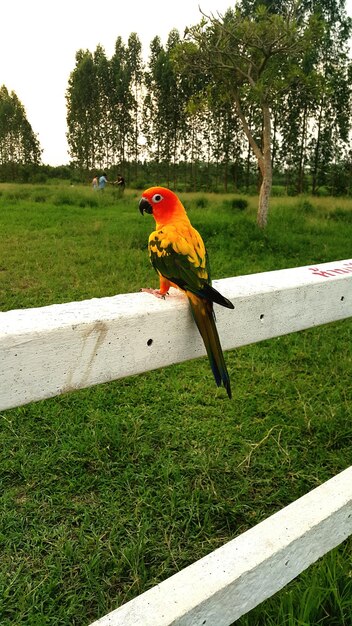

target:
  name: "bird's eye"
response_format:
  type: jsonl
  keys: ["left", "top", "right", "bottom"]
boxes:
{"left": 152, "top": 193, "right": 163, "bottom": 203}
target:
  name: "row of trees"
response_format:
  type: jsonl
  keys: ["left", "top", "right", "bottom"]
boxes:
{"left": 1, "top": 1, "right": 351, "bottom": 222}
{"left": 181, "top": 0, "right": 352, "bottom": 225}
{"left": 65, "top": 0, "right": 352, "bottom": 224}
{"left": 66, "top": 35, "right": 143, "bottom": 176}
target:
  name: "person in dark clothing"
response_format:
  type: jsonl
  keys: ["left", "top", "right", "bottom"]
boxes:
{"left": 114, "top": 175, "right": 125, "bottom": 191}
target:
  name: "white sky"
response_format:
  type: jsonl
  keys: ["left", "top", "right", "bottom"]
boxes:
{"left": 1, "top": 0, "right": 351, "bottom": 166}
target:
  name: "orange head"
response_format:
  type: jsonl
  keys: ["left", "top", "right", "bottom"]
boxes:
{"left": 139, "top": 187, "right": 188, "bottom": 227}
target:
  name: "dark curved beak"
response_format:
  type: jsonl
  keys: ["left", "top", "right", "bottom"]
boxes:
{"left": 139, "top": 197, "right": 153, "bottom": 216}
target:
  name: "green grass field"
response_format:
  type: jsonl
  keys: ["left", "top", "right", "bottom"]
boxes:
{"left": 0, "top": 183, "right": 351, "bottom": 625}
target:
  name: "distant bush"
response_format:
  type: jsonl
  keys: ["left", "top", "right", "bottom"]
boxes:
{"left": 33, "top": 193, "right": 47, "bottom": 203}
{"left": 328, "top": 208, "right": 352, "bottom": 223}
{"left": 195, "top": 196, "right": 209, "bottom": 208}
{"left": 53, "top": 192, "right": 76, "bottom": 206}
{"left": 246, "top": 185, "right": 258, "bottom": 195}
{"left": 31, "top": 172, "right": 48, "bottom": 184}
{"left": 186, "top": 196, "right": 210, "bottom": 210}
{"left": 129, "top": 179, "right": 149, "bottom": 190}
{"left": 297, "top": 199, "right": 315, "bottom": 214}
{"left": 271, "top": 185, "right": 287, "bottom": 197}
{"left": 315, "top": 186, "right": 330, "bottom": 197}
{"left": 223, "top": 197, "right": 248, "bottom": 211}
{"left": 4, "top": 190, "right": 31, "bottom": 202}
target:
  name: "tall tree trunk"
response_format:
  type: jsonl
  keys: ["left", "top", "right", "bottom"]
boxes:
{"left": 297, "top": 103, "right": 307, "bottom": 194}
{"left": 224, "top": 156, "right": 228, "bottom": 192}
{"left": 312, "top": 101, "right": 324, "bottom": 195}
{"left": 258, "top": 163, "right": 272, "bottom": 228}
{"left": 272, "top": 110, "right": 278, "bottom": 169}
{"left": 257, "top": 104, "right": 272, "bottom": 229}
{"left": 234, "top": 95, "right": 272, "bottom": 228}
{"left": 245, "top": 140, "right": 251, "bottom": 191}
{"left": 173, "top": 128, "right": 177, "bottom": 188}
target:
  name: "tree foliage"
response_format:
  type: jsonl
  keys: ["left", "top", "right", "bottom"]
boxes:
{"left": 66, "top": 37, "right": 144, "bottom": 172}
{"left": 63, "top": 2, "right": 352, "bottom": 205}
{"left": 177, "top": 1, "right": 347, "bottom": 225}
{"left": 0, "top": 85, "right": 41, "bottom": 168}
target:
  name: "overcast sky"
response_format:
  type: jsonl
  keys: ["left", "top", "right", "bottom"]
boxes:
{"left": 1, "top": 0, "right": 351, "bottom": 166}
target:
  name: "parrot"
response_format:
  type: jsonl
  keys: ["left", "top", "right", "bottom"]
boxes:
{"left": 139, "top": 186, "right": 234, "bottom": 398}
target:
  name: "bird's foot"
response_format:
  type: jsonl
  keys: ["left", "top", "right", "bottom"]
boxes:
{"left": 141, "top": 288, "right": 169, "bottom": 299}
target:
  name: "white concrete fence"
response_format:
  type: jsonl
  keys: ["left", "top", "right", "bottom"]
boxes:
{"left": 1, "top": 259, "right": 352, "bottom": 625}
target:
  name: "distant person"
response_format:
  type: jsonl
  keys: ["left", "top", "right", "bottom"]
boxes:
{"left": 98, "top": 173, "right": 108, "bottom": 190}
{"left": 92, "top": 175, "right": 98, "bottom": 190}
{"left": 114, "top": 174, "right": 125, "bottom": 192}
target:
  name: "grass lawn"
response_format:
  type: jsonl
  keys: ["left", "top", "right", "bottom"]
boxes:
{"left": 0, "top": 183, "right": 351, "bottom": 625}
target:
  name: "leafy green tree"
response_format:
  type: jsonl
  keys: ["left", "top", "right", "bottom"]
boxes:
{"left": 178, "top": 2, "right": 322, "bottom": 226}
{"left": 277, "top": 0, "right": 352, "bottom": 195}
{"left": 66, "top": 50, "right": 99, "bottom": 169}
{"left": 207, "top": 87, "right": 245, "bottom": 192}
{"left": 64, "top": 2, "right": 351, "bottom": 196}
{"left": 94, "top": 45, "right": 113, "bottom": 168}
{"left": 279, "top": 65, "right": 320, "bottom": 194}
{"left": 143, "top": 36, "right": 163, "bottom": 172}
{"left": 0, "top": 85, "right": 41, "bottom": 169}
{"left": 66, "top": 38, "right": 141, "bottom": 173}
{"left": 144, "top": 30, "right": 191, "bottom": 187}
{"left": 308, "top": 2, "right": 352, "bottom": 195}
{"left": 126, "top": 33, "right": 144, "bottom": 179}
{"left": 109, "top": 37, "right": 134, "bottom": 171}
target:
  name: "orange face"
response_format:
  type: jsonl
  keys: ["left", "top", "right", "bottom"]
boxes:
{"left": 139, "top": 187, "right": 184, "bottom": 225}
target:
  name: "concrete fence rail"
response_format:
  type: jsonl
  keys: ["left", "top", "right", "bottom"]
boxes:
{"left": 91, "top": 466, "right": 352, "bottom": 626}
{"left": 1, "top": 259, "right": 351, "bottom": 625}
{"left": 1, "top": 259, "right": 351, "bottom": 411}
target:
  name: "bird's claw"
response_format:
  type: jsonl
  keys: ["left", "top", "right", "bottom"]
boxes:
{"left": 141, "top": 288, "right": 169, "bottom": 299}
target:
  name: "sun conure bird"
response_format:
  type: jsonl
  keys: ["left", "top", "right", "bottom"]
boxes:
{"left": 139, "top": 186, "right": 234, "bottom": 398}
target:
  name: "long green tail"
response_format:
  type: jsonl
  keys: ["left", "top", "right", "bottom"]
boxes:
{"left": 188, "top": 295, "right": 232, "bottom": 399}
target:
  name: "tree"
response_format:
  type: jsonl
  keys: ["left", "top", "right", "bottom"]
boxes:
{"left": 178, "top": 2, "right": 322, "bottom": 227}
{"left": 66, "top": 40, "right": 136, "bottom": 172}
{"left": 276, "top": 0, "right": 352, "bottom": 195}
{"left": 0, "top": 85, "right": 41, "bottom": 170}
{"left": 109, "top": 37, "right": 134, "bottom": 171}
{"left": 143, "top": 36, "right": 163, "bottom": 172}
{"left": 207, "top": 87, "right": 245, "bottom": 192}
{"left": 308, "top": 2, "right": 352, "bottom": 195}
{"left": 94, "top": 45, "right": 113, "bottom": 168}
{"left": 66, "top": 50, "right": 99, "bottom": 169}
{"left": 126, "top": 33, "right": 144, "bottom": 178}
{"left": 144, "top": 31, "right": 192, "bottom": 187}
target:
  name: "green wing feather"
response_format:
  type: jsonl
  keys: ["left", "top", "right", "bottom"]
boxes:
{"left": 149, "top": 228, "right": 209, "bottom": 287}
{"left": 148, "top": 227, "right": 233, "bottom": 309}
